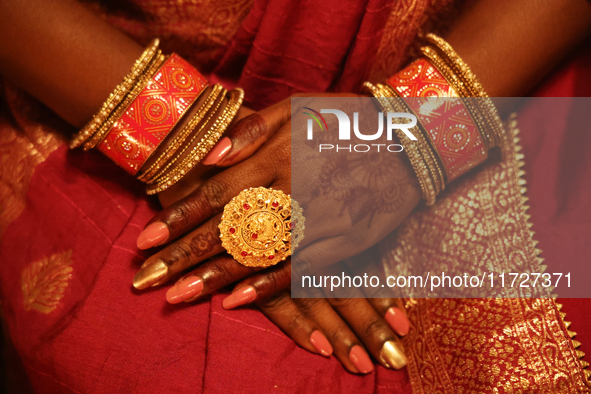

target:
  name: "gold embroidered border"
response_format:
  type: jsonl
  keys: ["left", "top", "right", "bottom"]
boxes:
{"left": 378, "top": 116, "right": 590, "bottom": 392}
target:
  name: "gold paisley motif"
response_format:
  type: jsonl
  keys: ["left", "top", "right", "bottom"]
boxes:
{"left": 22, "top": 250, "right": 73, "bottom": 314}
{"left": 0, "top": 81, "right": 65, "bottom": 241}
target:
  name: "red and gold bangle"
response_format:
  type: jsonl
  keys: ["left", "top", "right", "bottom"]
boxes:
{"left": 83, "top": 53, "right": 167, "bottom": 151}
{"left": 95, "top": 54, "right": 209, "bottom": 175}
{"left": 70, "top": 39, "right": 160, "bottom": 149}
{"left": 379, "top": 83, "right": 446, "bottom": 193}
{"left": 420, "top": 46, "right": 495, "bottom": 151}
{"left": 385, "top": 58, "right": 488, "bottom": 182}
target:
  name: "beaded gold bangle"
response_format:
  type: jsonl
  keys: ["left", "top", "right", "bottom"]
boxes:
{"left": 424, "top": 34, "right": 506, "bottom": 148}
{"left": 425, "top": 34, "right": 486, "bottom": 98}
{"left": 378, "top": 83, "right": 447, "bottom": 193}
{"left": 82, "top": 53, "right": 167, "bottom": 151}
{"left": 420, "top": 47, "right": 495, "bottom": 151}
{"left": 145, "top": 87, "right": 226, "bottom": 183}
{"left": 137, "top": 84, "right": 225, "bottom": 182}
{"left": 145, "top": 88, "right": 244, "bottom": 195}
{"left": 70, "top": 39, "right": 160, "bottom": 149}
{"left": 363, "top": 82, "right": 439, "bottom": 205}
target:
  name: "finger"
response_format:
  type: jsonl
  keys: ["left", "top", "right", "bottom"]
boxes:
{"left": 213, "top": 100, "right": 290, "bottom": 167}
{"left": 293, "top": 296, "right": 372, "bottom": 374}
{"left": 216, "top": 93, "right": 325, "bottom": 167}
{"left": 291, "top": 235, "right": 361, "bottom": 278}
{"left": 221, "top": 259, "right": 291, "bottom": 309}
{"left": 367, "top": 298, "right": 410, "bottom": 338}
{"left": 256, "top": 291, "right": 333, "bottom": 357}
{"left": 165, "top": 253, "right": 257, "bottom": 304}
{"left": 137, "top": 154, "right": 276, "bottom": 250}
{"left": 133, "top": 214, "right": 224, "bottom": 289}
{"left": 344, "top": 253, "right": 411, "bottom": 337}
{"left": 328, "top": 297, "right": 407, "bottom": 370}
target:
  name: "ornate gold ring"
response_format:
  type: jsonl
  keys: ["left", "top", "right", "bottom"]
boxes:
{"left": 219, "top": 187, "right": 304, "bottom": 268}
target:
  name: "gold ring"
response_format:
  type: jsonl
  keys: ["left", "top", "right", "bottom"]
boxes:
{"left": 219, "top": 187, "right": 304, "bottom": 268}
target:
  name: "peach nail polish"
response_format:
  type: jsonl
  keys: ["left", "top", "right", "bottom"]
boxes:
{"left": 166, "top": 276, "right": 204, "bottom": 304}
{"left": 137, "top": 222, "right": 169, "bottom": 250}
{"left": 310, "top": 330, "right": 333, "bottom": 356}
{"left": 222, "top": 286, "right": 257, "bottom": 309}
{"left": 385, "top": 307, "right": 410, "bottom": 336}
{"left": 202, "top": 137, "right": 232, "bottom": 165}
{"left": 349, "top": 345, "right": 374, "bottom": 374}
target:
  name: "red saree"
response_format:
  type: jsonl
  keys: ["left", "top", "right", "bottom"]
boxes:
{"left": 1, "top": 0, "right": 590, "bottom": 392}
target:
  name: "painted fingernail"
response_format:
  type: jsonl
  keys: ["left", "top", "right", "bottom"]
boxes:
{"left": 381, "top": 340, "right": 407, "bottom": 370}
{"left": 133, "top": 260, "right": 168, "bottom": 290}
{"left": 385, "top": 307, "right": 410, "bottom": 336}
{"left": 349, "top": 345, "right": 374, "bottom": 374}
{"left": 166, "top": 276, "right": 204, "bottom": 304}
{"left": 202, "top": 137, "right": 232, "bottom": 165}
{"left": 222, "top": 285, "right": 257, "bottom": 309}
{"left": 137, "top": 222, "right": 169, "bottom": 250}
{"left": 310, "top": 330, "right": 333, "bottom": 356}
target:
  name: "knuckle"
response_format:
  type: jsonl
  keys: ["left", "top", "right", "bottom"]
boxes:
{"left": 362, "top": 317, "right": 388, "bottom": 338}
{"left": 168, "top": 242, "right": 194, "bottom": 265}
{"left": 286, "top": 310, "right": 308, "bottom": 331}
{"left": 292, "top": 251, "right": 314, "bottom": 278}
{"left": 172, "top": 199, "right": 201, "bottom": 229}
{"left": 201, "top": 179, "right": 229, "bottom": 211}
{"left": 328, "top": 297, "right": 353, "bottom": 309}
{"left": 257, "top": 292, "right": 289, "bottom": 312}
{"left": 203, "top": 257, "right": 233, "bottom": 285}
{"left": 296, "top": 297, "right": 321, "bottom": 314}
{"left": 327, "top": 324, "right": 352, "bottom": 344}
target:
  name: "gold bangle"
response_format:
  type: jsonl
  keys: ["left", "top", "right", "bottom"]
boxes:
{"left": 137, "top": 84, "right": 225, "bottom": 182}
{"left": 145, "top": 87, "right": 226, "bottom": 183}
{"left": 363, "top": 82, "right": 438, "bottom": 205}
{"left": 422, "top": 40, "right": 506, "bottom": 148}
{"left": 145, "top": 88, "right": 244, "bottom": 195}
{"left": 70, "top": 39, "right": 160, "bottom": 149}
{"left": 82, "top": 53, "right": 167, "bottom": 151}
{"left": 420, "top": 47, "right": 495, "bottom": 150}
{"left": 425, "top": 34, "right": 487, "bottom": 98}
{"left": 379, "top": 83, "right": 447, "bottom": 193}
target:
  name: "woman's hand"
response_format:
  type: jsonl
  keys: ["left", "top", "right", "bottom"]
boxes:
{"left": 133, "top": 93, "right": 421, "bottom": 290}
{"left": 164, "top": 251, "right": 410, "bottom": 374}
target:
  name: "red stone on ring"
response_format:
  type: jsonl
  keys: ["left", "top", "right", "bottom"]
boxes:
{"left": 229, "top": 228, "right": 235, "bottom": 234}
{"left": 243, "top": 204, "right": 250, "bottom": 210}
{"left": 272, "top": 201, "right": 279, "bottom": 208}
{"left": 241, "top": 251, "right": 248, "bottom": 257}
{"left": 268, "top": 255, "right": 274, "bottom": 260}
{"left": 252, "top": 234, "right": 258, "bottom": 240}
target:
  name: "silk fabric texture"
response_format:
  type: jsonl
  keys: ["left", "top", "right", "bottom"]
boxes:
{"left": 1, "top": 0, "right": 590, "bottom": 392}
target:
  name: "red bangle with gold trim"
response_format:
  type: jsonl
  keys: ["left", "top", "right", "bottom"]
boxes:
{"left": 386, "top": 58, "right": 487, "bottom": 182}
{"left": 97, "top": 54, "right": 208, "bottom": 175}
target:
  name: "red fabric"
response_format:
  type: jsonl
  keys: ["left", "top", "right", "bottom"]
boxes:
{"left": 0, "top": 0, "right": 590, "bottom": 391}
{"left": 524, "top": 45, "right": 591, "bottom": 366}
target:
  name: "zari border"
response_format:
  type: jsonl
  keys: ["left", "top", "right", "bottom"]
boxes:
{"left": 399, "top": 114, "right": 591, "bottom": 393}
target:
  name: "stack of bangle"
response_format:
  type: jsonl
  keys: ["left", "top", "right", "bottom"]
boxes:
{"left": 143, "top": 87, "right": 244, "bottom": 195}
{"left": 69, "top": 39, "right": 244, "bottom": 195}
{"left": 364, "top": 33, "right": 506, "bottom": 206}
{"left": 70, "top": 39, "right": 162, "bottom": 149}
